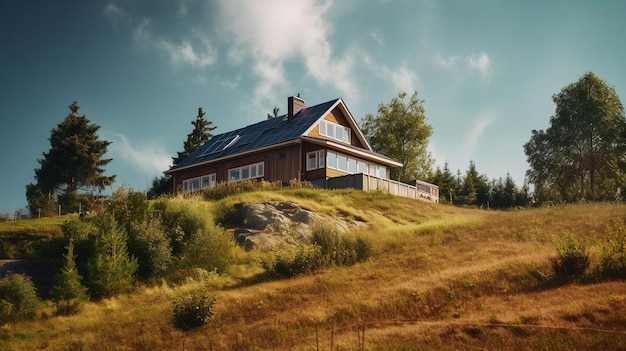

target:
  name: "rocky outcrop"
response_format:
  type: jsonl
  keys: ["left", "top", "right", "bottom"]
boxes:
{"left": 229, "top": 201, "right": 363, "bottom": 251}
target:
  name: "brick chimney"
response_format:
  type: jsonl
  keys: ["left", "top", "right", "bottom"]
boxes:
{"left": 287, "top": 95, "right": 306, "bottom": 121}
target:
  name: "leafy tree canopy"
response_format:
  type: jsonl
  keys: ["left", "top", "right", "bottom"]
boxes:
{"left": 524, "top": 72, "right": 626, "bottom": 202}
{"left": 361, "top": 92, "right": 434, "bottom": 182}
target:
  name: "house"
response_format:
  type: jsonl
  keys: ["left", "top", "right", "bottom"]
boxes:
{"left": 165, "top": 96, "right": 439, "bottom": 203}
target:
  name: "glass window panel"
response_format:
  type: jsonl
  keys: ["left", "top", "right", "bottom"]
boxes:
{"left": 327, "top": 124, "right": 334, "bottom": 138}
{"left": 357, "top": 160, "right": 367, "bottom": 173}
{"left": 202, "top": 176, "right": 210, "bottom": 188}
{"left": 348, "top": 158, "right": 357, "bottom": 173}
{"left": 319, "top": 121, "right": 326, "bottom": 136}
{"left": 230, "top": 169, "right": 240, "bottom": 182}
{"left": 318, "top": 150, "right": 325, "bottom": 168}
{"left": 327, "top": 151, "right": 337, "bottom": 169}
{"left": 307, "top": 152, "right": 317, "bottom": 170}
{"left": 379, "top": 167, "right": 387, "bottom": 179}
{"left": 251, "top": 165, "right": 257, "bottom": 178}
{"left": 344, "top": 127, "right": 351, "bottom": 143}
{"left": 258, "top": 163, "right": 264, "bottom": 177}
{"left": 337, "top": 154, "right": 347, "bottom": 171}
{"left": 242, "top": 166, "right": 250, "bottom": 180}
{"left": 335, "top": 126, "right": 343, "bottom": 141}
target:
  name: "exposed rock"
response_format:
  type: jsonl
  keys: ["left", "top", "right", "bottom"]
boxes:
{"left": 229, "top": 202, "right": 364, "bottom": 250}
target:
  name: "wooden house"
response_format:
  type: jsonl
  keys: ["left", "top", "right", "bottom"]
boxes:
{"left": 165, "top": 96, "right": 438, "bottom": 202}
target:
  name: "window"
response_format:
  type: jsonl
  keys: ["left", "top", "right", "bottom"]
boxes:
{"left": 306, "top": 150, "right": 325, "bottom": 171}
{"left": 327, "top": 151, "right": 337, "bottom": 169}
{"left": 201, "top": 173, "right": 216, "bottom": 189}
{"left": 183, "top": 177, "right": 201, "bottom": 193}
{"left": 326, "top": 151, "right": 389, "bottom": 179}
{"left": 319, "top": 120, "right": 351, "bottom": 144}
{"left": 229, "top": 162, "right": 265, "bottom": 183}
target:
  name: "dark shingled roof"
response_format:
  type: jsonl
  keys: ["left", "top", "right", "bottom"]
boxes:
{"left": 169, "top": 98, "right": 340, "bottom": 171}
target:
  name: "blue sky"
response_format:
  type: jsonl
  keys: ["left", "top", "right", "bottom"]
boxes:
{"left": 1, "top": 0, "right": 625, "bottom": 215}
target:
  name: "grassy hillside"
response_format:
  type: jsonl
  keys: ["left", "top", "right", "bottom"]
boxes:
{"left": 2, "top": 189, "right": 626, "bottom": 350}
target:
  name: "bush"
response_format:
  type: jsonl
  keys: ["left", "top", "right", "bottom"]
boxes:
{"left": 596, "top": 222, "right": 626, "bottom": 280}
{"left": 311, "top": 221, "right": 371, "bottom": 266}
{"left": 269, "top": 245, "right": 324, "bottom": 278}
{"left": 264, "top": 222, "right": 372, "bottom": 278}
{"left": 203, "top": 180, "right": 282, "bottom": 200}
{"left": 0, "top": 274, "right": 40, "bottom": 323}
{"left": 175, "top": 226, "right": 238, "bottom": 276}
{"left": 550, "top": 233, "right": 589, "bottom": 284}
{"left": 171, "top": 281, "right": 216, "bottom": 330}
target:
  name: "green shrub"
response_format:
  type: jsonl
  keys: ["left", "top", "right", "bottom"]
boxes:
{"left": 550, "top": 233, "right": 589, "bottom": 284}
{"left": 171, "top": 282, "right": 216, "bottom": 330}
{"left": 311, "top": 221, "right": 371, "bottom": 266}
{"left": 596, "top": 222, "right": 626, "bottom": 280}
{"left": 269, "top": 245, "right": 324, "bottom": 278}
{"left": 0, "top": 274, "right": 40, "bottom": 323}
{"left": 202, "top": 180, "right": 282, "bottom": 200}
{"left": 175, "top": 226, "right": 238, "bottom": 276}
{"left": 265, "top": 222, "right": 372, "bottom": 278}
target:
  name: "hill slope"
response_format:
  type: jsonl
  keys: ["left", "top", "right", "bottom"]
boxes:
{"left": 2, "top": 189, "right": 626, "bottom": 350}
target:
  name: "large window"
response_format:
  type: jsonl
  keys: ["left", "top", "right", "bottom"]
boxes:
{"left": 183, "top": 172, "right": 216, "bottom": 193}
{"left": 306, "top": 150, "right": 325, "bottom": 171}
{"left": 327, "top": 151, "right": 388, "bottom": 179}
{"left": 229, "top": 162, "right": 264, "bottom": 182}
{"left": 319, "top": 120, "right": 350, "bottom": 144}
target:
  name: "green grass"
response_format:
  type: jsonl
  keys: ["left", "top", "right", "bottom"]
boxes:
{"left": 1, "top": 191, "right": 626, "bottom": 350}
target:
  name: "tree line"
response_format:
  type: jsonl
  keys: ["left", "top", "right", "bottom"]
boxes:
{"left": 24, "top": 71, "right": 626, "bottom": 216}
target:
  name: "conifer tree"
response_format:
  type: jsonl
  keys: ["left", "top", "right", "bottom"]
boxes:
{"left": 26, "top": 101, "right": 115, "bottom": 215}
{"left": 172, "top": 107, "right": 217, "bottom": 165}
{"left": 86, "top": 213, "right": 138, "bottom": 298}
{"left": 50, "top": 240, "right": 89, "bottom": 315}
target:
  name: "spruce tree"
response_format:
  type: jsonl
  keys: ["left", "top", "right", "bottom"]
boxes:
{"left": 27, "top": 101, "right": 115, "bottom": 215}
{"left": 87, "top": 213, "right": 138, "bottom": 298}
{"left": 172, "top": 107, "right": 217, "bottom": 165}
{"left": 50, "top": 240, "right": 89, "bottom": 315}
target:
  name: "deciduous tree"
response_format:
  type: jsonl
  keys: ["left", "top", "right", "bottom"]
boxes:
{"left": 361, "top": 92, "right": 434, "bottom": 182}
{"left": 524, "top": 72, "right": 626, "bottom": 202}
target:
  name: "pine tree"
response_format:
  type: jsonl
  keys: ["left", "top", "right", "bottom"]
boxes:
{"left": 172, "top": 107, "right": 217, "bottom": 165}
{"left": 26, "top": 101, "right": 115, "bottom": 215}
{"left": 86, "top": 213, "right": 138, "bottom": 298}
{"left": 50, "top": 240, "right": 89, "bottom": 315}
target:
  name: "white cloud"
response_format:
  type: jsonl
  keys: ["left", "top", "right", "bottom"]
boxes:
{"left": 434, "top": 52, "right": 492, "bottom": 80}
{"left": 132, "top": 18, "right": 217, "bottom": 69}
{"left": 467, "top": 52, "right": 491, "bottom": 79}
{"left": 217, "top": 0, "right": 358, "bottom": 106}
{"left": 434, "top": 53, "right": 458, "bottom": 69}
{"left": 370, "top": 31, "right": 384, "bottom": 47}
{"left": 108, "top": 133, "right": 172, "bottom": 177}
{"left": 461, "top": 108, "right": 497, "bottom": 159}
{"left": 364, "top": 55, "right": 417, "bottom": 94}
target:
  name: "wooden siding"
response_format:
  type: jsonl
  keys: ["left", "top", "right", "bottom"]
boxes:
{"left": 172, "top": 144, "right": 302, "bottom": 190}
{"left": 306, "top": 106, "right": 366, "bottom": 149}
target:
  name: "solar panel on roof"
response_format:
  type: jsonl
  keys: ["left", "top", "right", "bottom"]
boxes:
{"left": 198, "top": 134, "right": 239, "bottom": 157}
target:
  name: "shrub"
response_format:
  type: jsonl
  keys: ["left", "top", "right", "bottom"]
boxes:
{"left": 269, "top": 245, "right": 324, "bottom": 278}
{"left": 171, "top": 281, "right": 216, "bottom": 330}
{"left": 596, "top": 222, "right": 626, "bottom": 280}
{"left": 175, "top": 226, "right": 238, "bottom": 276}
{"left": 550, "top": 233, "right": 589, "bottom": 284}
{"left": 265, "top": 222, "right": 372, "bottom": 278}
{"left": 311, "top": 221, "right": 371, "bottom": 266}
{"left": 0, "top": 274, "right": 40, "bottom": 323}
{"left": 202, "top": 180, "right": 282, "bottom": 200}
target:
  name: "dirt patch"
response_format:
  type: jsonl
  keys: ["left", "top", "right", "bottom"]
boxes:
{"left": 0, "top": 259, "right": 57, "bottom": 298}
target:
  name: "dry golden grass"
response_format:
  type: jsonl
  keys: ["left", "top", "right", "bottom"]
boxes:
{"left": 2, "top": 191, "right": 626, "bottom": 350}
